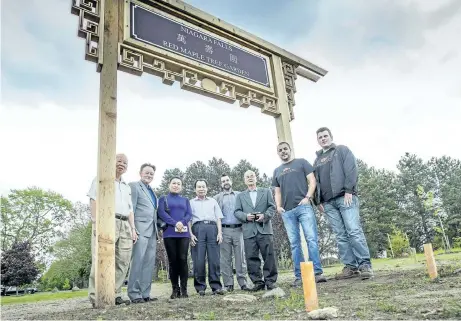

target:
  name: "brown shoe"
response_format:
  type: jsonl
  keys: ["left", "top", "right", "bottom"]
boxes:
{"left": 335, "top": 266, "right": 360, "bottom": 280}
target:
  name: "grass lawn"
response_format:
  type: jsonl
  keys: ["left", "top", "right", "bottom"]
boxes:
{"left": 322, "top": 248, "right": 461, "bottom": 276}
{"left": 0, "top": 290, "right": 88, "bottom": 305}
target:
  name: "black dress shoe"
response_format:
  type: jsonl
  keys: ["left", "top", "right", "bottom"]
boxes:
{"left": 131, "top": 298, "right": 145, "bottom": 304}
{"left": 143, "top": 297, "right": 158, "bottom": 302}
{"left": 226, "top": 285, "right": 234, "bottom": 292}
{"left": 249, "top": 284, "right": 265, "bottom": 292}
{"left": 212, "top": 289, "right": 225, "bottom": 295}
{"left": 198, "top": 290, "right": 205, "bottom": 296}
{"left": 266, "top": 283, "right": 278, "bottom": 290}
{"left": 241, "top": 285, "right": 250, "bottom": 291}
{"left": 115, "top": 297, "right": 130, "bottom": 305}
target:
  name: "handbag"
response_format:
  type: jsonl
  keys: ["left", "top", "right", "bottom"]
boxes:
{"left": 156, "top": 195, "right": 170, "bottom": 232}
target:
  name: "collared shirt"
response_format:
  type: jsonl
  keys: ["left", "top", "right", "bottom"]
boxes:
{"left": 220, "top": 191, "right": 240, "bottom": 225}
{"left": 87, "top": 177, "right": 133, "bottom": 217}
{"left": 143, "top": 182, "right": 157, "bottom": 209}
{"left": 248, "top": 187, "right": 258, "bottom": 207}
{"left": 190, "top": 196, "right": 223, "bottom": 225}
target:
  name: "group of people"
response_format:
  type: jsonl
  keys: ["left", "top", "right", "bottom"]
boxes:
{"left": 86, "top": 127, "right": 373, "bottom": 306}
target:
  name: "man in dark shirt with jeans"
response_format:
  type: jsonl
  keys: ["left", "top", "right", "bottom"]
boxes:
{"left": 313, "top": 127, "right": 373, "bottom": 280}
{"left": 272, "top": 142, "right": 326, "bottom": 287}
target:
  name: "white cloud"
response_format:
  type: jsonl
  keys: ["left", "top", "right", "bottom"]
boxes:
{"left": 1, "top": 0, "right": 460, "bottom": 203}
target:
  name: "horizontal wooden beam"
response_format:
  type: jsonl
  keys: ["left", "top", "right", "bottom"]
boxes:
{"left": 296, "top": 67, "right": 321, "bottom": 82}
{"left": 154, "top": 0, "right": 328, "bottom": 78}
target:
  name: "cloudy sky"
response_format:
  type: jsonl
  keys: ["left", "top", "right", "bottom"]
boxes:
{"left": 1, "top": 0, "right": 460, "bottom": 203}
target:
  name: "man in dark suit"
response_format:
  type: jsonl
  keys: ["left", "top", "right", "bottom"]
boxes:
{"left": 234, "top": 170, "right": 278, "bottom": 291}
{"left": 127, "top": 163, "right": 159, "bottom": 303}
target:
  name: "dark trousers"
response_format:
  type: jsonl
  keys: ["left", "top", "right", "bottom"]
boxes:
{"left": 244, "top": 233, "right": 278, "bottom": 286}
{"left": 191, "top": 222, "right": 222, "bottom": 292}
{"left": 164, "top": 237, "right": 190, "bottom": 289}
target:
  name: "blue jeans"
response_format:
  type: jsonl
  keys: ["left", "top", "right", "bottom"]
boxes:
{"left": 323, "top": 195, "right": 371, "bottom": 269}
{"left": 281, "top": 204, "right": 323, "bottom": 278}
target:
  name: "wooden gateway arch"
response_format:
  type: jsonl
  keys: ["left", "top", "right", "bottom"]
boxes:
{"left": 71, "top": 0, "right": 327, "bottom": 307}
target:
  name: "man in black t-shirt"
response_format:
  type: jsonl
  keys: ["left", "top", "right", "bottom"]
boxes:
{"left": 272, "top": 142, "right": 326, "bottom": 287}
{"left": 313, "top": 127, "right": 373, "bottom": 280}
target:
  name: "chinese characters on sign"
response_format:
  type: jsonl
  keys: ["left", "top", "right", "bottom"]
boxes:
{"left": 130, "top": 3, "right": 270, "bottom": 87}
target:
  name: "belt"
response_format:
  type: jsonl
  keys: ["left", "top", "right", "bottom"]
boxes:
{"left": 115, "top": 214, "right": 128, "bottom": 221}
{"left": 194, "top": 220, "right": 216, "bottom": 225}
{"left": 222, "top": 224, "right": 242, "bottom": 228}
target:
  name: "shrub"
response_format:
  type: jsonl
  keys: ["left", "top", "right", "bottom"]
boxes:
{"left": 389, "top": 229, "right": 410, "bottom": 257}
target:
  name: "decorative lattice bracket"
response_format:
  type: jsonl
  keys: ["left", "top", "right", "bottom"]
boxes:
{"left": 118, "top": 43, "right": 280, "bottom": 117}
{"left": 71, "top": 0, "right": 102, "bottom": 68}
{"left": 282, "top": 62, "right": 297, "bottom": 121}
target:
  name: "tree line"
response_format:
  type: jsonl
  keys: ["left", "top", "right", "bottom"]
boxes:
{"left": 1, "top": 153, "right": 460, "bottom": 290}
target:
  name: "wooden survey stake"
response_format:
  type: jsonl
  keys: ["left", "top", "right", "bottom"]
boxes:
{"left": 423, "top": 243, "right": 438, "bottom": 279}
{"left": 71, "top": 0, "right": 327, "bottom": 307}
{"left": 300, "top": 262, "right": 319, "bottom": 312}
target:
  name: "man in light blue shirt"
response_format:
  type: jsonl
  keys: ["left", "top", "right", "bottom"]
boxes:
{"left": 214, "top": 174, "right": 249, "bottom": 292}
{"left": 189, "top": 179, "right": 225, "bottom": 296}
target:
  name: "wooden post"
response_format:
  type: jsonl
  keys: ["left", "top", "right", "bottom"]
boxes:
{"left": 272, "top": 55, "right": 310, "bottom": 262}
{"left": 95, "top": 0, "right": 119, "bottom": 308}
{"left": 423, "top": 243, "right": 438, "bottom": 279}
{"left": 300, "top": 262, "right": 319, "bottom": 312}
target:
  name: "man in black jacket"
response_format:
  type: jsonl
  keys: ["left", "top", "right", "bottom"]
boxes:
{"left": 313, "top": 127, "right": 373, "bottom": 280}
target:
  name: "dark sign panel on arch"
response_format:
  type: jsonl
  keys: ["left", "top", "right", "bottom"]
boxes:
{"left": 130, "top": 3, "right": 270, "bottom": 87}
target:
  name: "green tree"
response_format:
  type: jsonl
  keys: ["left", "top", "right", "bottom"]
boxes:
{"left": 428, "top": 156, "right": 461, "bottom": 244}
{"left": 40, "top": 260, "right": 73, "bottom": 290}
{"left": 397, "top": 153, "right": 436, "bottom": 249}
{"left": 1, "top": 187, "right": 73, "bottom": 260}
{"left": 52, "top": 223, "right": 92, "bottom": 287}
{"left": 389, "top": 229, "right": 410, "bottom": 257}
{"left": 357, "top": 160, "right": 400, "bottom": 257}
{"left": 62, "top": 278, "right": 71, "bottom": 290}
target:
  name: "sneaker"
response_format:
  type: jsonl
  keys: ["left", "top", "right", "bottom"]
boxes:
{"left": 115, "top": 297, "right": 130, "bottom": 305}
{"left": 335, "top": 266, "right": 360, "bottom": 280}
{"left": 212, "top": 289, "right": 225, "bottom": 295}
{"left": 315, "top": 274, "right": 327, "bottom": 283}
{"left": 359, "top": 265, "right": 374, "bottom": 280}
{"left": 266, "top": 283, "right": 278, "bottom": 290}
{"left": 291, "top": 278, "right": 302, "bottom": 288}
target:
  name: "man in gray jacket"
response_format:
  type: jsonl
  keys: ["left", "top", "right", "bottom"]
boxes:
{"left": 214, "top": 174, "right": 249, "bottom": 292}
{"left": 234, "top": 170, "right": 278, "bottom": 292}
{"left": 313, "top": 127, "right": 373, "bottom": 280}
{"left": 127, "top": 163, "right": 159, "bottom": 303}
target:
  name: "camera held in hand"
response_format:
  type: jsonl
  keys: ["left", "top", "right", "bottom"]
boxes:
{"left": 252, "top": 212, "right": 263, "bottom": 224}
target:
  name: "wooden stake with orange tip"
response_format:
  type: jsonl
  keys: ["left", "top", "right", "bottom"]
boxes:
{"left": 423, "top": 243, "right": 438, "bottom": 279}
{"left": 300, "top": 261, "right": 319, "bottom": 312}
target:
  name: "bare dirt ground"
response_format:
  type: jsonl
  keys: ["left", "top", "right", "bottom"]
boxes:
{"left": 2, "top": 256, "right": 461, "bottom": 320}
